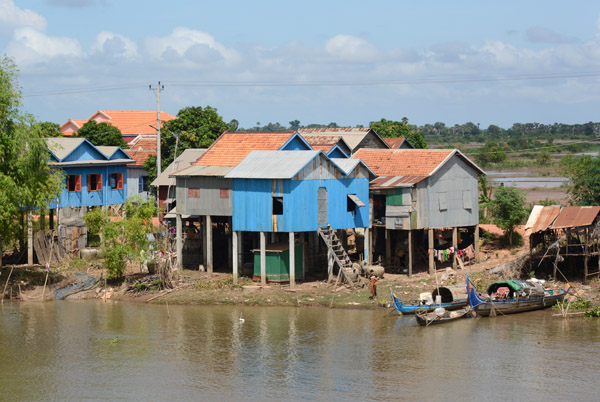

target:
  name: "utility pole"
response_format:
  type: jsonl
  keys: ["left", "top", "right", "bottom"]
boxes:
{"left": 149, "top": 81, "right": 164, "bottom": 176}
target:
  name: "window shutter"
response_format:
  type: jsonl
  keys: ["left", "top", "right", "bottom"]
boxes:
{"left": 118, "top": 173, "right": 123, "bottom": 189}
{"left": 87, "top": 174, "right": 91, "bottom": 191}
{"left": 97, "top": 174, "right": 102, "bottom": 190}
{"left": 76, "top": 175, "right": 81, "bottom": 191}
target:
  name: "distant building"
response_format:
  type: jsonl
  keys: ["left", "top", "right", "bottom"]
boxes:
{"left": 59, "top": 110, "right": 177, "bottom": 200}
{"left": 302, "top": 135, "right": 352, "bottom": 158}
{"left": 298, "top": 128, "right": 390, "bottom": 155}
{"left": 383, "top": 137, "right": 415, "bottom": 149}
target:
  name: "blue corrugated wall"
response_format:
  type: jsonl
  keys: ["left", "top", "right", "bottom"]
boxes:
{"left": 48, "top": 165, "right": 128, "bottom": 208}
{"left": 232, "top": 177, "right": 369, "bottom": 232}
{"left": 62, "top": 142, "right": 106, "bottom": 162}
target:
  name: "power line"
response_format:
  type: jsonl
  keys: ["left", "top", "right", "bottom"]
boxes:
{"left": 21, "top": 71, "right": 600, "bottom": 97}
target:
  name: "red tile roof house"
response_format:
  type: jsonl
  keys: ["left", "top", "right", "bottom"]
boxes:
{"left": 60, "top": 110, "right": 176, "bottom": 200}
{"left": 352, "top": 148, "right": 484, "bottom": 276}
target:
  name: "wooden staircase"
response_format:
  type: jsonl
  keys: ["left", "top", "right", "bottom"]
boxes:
{"left": 317, "top": 225, "right": 356, "bottom": 288}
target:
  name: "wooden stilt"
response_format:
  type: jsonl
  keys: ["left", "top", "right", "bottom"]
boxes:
{"left": 289, "top": 232, "right": 295, "bottom": 289}
{"left": 452, "top": 227, "right": 458, "bottom": 269}
{"left": 408, "top": 230, "right": 413, "bottom": 277}
{"left": 260, "top": 232, "right": 266, "bottom": 286}
{"left": 428, "top": 229, "right": 434, "bottom": 275}
{"left": 232, "top": 231, "right": 238, "bottom": 285}
{"left": 206, "top": 215, "right": 213, "bottom": 274}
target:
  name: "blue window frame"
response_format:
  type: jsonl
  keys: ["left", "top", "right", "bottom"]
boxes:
{"left": 139, "top": 176, "right": 149, "bottom": 192}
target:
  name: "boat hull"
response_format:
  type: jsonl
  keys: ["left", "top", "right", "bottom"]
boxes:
{"left": 415, "top": 307, "right": 471, "bottom": 326}
{"left": 390, "top": 288, "right": 467, "bottom": 315}
{"left": 466, "top": 272, "right": 568, "bottom": 317}
{"left": 468, "top": 293, "right": 565, "bottom": 317}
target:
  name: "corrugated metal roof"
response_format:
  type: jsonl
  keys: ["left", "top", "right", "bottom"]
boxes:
{"left": 330, "top": 158, "right": 359, "bottom": 174}
{"left": 151, "top": 148, "right": 207, "bottom": 186}
{"left": 526, "top": 205, "right": 600, "bottom": 232}
{"left": 370, "top": 175, "right": 424, "bottom": 188}
{"left": 49, "top": 159, "right": 134, "bottom": 167}
{"left": 225, "top": 150, "right": 321, "bottom": 179}
{"left": 96, "top": 146, "right": 119, "bottom": 158}
{"left": 553, "top": 206, "right": 600, "bottom": 229}
{"left": 526, "top": 205, "right": 560, "bottom": 233}
{"left": 171, "top": 164, "right": 232, "bottom": 178}
{"left": 46, "top": 137, "right": 86, "bottom": 161}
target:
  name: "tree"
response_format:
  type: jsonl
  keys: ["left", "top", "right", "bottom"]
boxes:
{"left": 145, "top": 106, "right": 236, "bottom": 182}
{"left": 370, "top": 118, "right": 427, "bottom": 148}
{"left": 0, "top": 56, "right": 64, "bottom": 266}
{"left": 536, "top": 150, "right": 551, "bottom": 166}
{"left": 289, "top": 120, "right": 301, "bottom": 131}
{"left": 31, "top": 121, "right": 61, "bottom": 137}
{"left": 491, "top": 185, "right": 528, "bottom": 246}
{"left": 562, "top": 155, "right": 600, "bottom": 205}
{"left": 75, "top": 121, "right": 128, "bottom": 147}
{"left": 84, "top": 197, "right": 157, "bottom": 279}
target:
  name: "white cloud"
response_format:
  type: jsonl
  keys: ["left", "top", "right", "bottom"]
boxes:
{"left": 0, "top": 0, "right": 47, "bottom": 33}
{"left": 324, "top": 35, "right": 380, "bottom": 62}
{"left": 143, "top": 27, "right": 239, "bottom": 66}
{"left": 6, "top": 27, "right": 82, "bottom": 65}
{"left": 91, "top": 31, "right": 138, "bottom": 61}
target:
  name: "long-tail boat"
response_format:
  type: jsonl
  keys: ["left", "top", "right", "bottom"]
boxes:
{"left": 390, "top": 285, "right": 468, "bottom": 315}
{"left": 466, "top": 271, "right": 570, "bottom": 317}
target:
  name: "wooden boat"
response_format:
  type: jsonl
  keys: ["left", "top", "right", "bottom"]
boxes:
{"left": 390, "top": 286, "right": 468, "bottom": 315}
{"left": 466, "top": 271, "right": 570, "bottom": 317}
{"left": 415, "top": 306, "right": 471, "bottom": 326}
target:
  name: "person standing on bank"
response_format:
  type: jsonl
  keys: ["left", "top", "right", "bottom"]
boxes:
{"left": 369, "top": 269, "right": 378, "bottom": 300}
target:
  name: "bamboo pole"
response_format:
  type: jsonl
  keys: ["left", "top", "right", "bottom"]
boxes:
{"left": 1, "top": 266, "right": 14, "bottom": 304}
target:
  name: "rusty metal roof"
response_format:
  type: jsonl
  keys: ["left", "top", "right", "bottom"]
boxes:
{"left": 526, "top": 205, "right": 600, "bottom": 232}
{"left": 552, "top": 206, "right": 600, "bottom": 229}
{"left": 370, "top": 175, "right": 425, "bottom": 189}
{"left": 527, "top": 205, "right": 561, "bottom": 233}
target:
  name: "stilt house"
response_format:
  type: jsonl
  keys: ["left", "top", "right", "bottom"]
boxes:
{"left": 170, "top": 131, "right": 313, "bottom": 272}
{"left": 46, "top": 137, "right": 133, "bottom": 255}
{"left": 353, "top": 149, "right": 484, "bottom": 276}
{"left": 225, "top": 150, "right": 373, "bottom": 285}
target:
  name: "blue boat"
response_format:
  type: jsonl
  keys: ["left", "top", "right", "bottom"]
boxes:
{"left": 466, "top": 271, "right": 570, "bottom": 317}
{"left": 390, "top": 286, "right": 468, "bottom": 315}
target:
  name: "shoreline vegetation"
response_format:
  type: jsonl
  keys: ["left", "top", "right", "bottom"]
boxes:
{"left": 3, "top": 237, "right": 599, "bottom": 312}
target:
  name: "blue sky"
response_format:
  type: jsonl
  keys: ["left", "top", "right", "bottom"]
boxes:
{"left": 3, "top": 0, "right": 600, "bottom": 129}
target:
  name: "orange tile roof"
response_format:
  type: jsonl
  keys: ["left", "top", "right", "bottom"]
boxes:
{"left": 125, "top": 137, "right": 158, "bottom": 166}
{"left": 352, "top": 149, "right": 455, "bottom": 178}
{"left": 60, "top": 110, "right": 176, "bottom": 136}
{"left": 383, "top": 137, "right": 407, "bottom": 148}
{"left": 91, "top": 110, "right": 176, "bottom": 135}
{"left": 195, "top": 131, "right": 297, "bottom": 167}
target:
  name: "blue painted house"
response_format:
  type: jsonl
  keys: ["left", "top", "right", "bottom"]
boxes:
{"left": 46, "top": 138, "right": 133, "bottom": 209}
{"left": 225, "top": 150, "right": 374, "bottom": 285}
{"left": 226, "top": 150, "right": 371, "bottom": 232}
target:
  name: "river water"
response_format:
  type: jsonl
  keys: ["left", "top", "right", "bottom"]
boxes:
{"left": 1, "top": 301, "right": 599, "bottom": 402}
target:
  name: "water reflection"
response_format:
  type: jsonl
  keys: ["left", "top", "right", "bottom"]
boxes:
{"left": 1, "top": 302, "right": 599, "bottom": 401}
